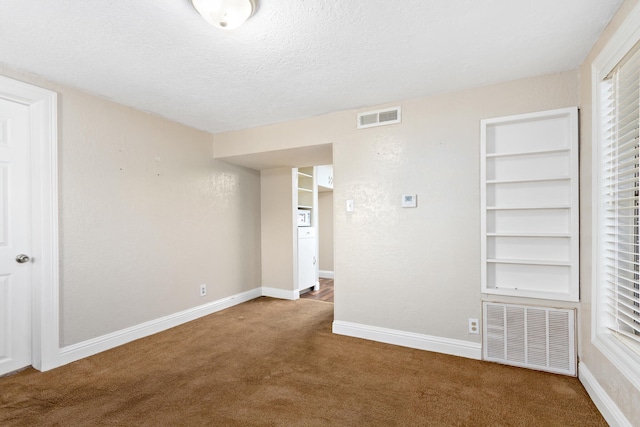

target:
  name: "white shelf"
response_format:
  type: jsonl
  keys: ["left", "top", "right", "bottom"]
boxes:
{"left": 481, "top": 107, "right": 579, "bottom": 302}
{"left": 486, "top": 176, "right": 570, "bottom": 185}
{"left": 486, "top": 205, "right": 571, "bottom": 211}
{"left": 296, "top": 167, "right": 315, "bottom": 213}
{"left": 487, "top": 258, "right": 571, "bottom": 267}
{"left": 485, "top": 147, "right": 570, "bottom": 158}
{"left": 486, "top": 232, "right": 570, "bottom": 237}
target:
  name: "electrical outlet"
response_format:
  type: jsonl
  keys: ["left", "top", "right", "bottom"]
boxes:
{"left": 200, "top": 284, "right": 207, "bottom": 297}
{"left": 468, "top": 318, "right": 479, "bottom": 334}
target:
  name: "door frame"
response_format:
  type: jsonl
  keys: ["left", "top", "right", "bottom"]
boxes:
{"left": 0, "top": 75, "right": 59, "bottom": 371}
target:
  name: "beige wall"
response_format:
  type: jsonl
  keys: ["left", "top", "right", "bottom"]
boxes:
{"left": 5, "top": 6, "right": 633, "bottom": 417}
{"left": 261, "top": 168, "right": 296, "bottom": 292}
{"left": 578, "top": 0, "right": 640, "bottom": 423}
{"left": 214, "top": 111, "right": 350, "bottom": 159}
{"left": 215, "top": 70, "right": 579, "bottom": 343}
{"left": 334, "top": 71, "right": 579, "bottom": 338}
{"left": 0, "top": 65, "right": 262, "bottom": 346}
{"left": 318, "top": 191, "right": 334, "bottom": 272}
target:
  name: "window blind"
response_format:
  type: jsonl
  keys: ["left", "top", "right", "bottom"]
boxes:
{"left": 601, "top": 41, "right": 640, "bottom": 347}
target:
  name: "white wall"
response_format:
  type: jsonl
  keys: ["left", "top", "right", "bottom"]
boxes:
{"left": 0, "top": 65, "right": 262, "bottom": 347}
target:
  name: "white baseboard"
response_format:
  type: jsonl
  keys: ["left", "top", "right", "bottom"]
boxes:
{"left": 261, "top": 286, "right": 297, "bottom": 300}
{"left": 332, "top": 320, "right": 482, "bottom": 360}
{"left": 579, "top": 362, "right": 632, "bottom": 427}
{"left": 55, "top": 287, "right": 262, "bottom": 369}
{"left": 319, "top": 270, "right": 334, "bottom": 279}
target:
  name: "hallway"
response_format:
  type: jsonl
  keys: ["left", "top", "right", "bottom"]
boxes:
{"left": 300, "top": 278, "right": 333, "bottom": 303}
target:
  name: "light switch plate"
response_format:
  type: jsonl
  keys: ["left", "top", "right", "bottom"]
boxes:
{"left": 346, "top": 199, "right": 354, "bottom": 212}
{"left": 402, "top": 194, "right": 417, "bottom": 208}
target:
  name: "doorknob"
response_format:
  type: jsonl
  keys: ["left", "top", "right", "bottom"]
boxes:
{"left": 15, "top": 254, "right": 30, "bottom": 264}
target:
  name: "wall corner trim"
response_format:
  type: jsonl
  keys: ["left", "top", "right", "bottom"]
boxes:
{"left": 332, "top": 320, "right": 482, "bottom": 360}
{"left": 579, "top": 362, "right": 632, "bottom": 427}
{"left": 262, "top": 287, "right": 298, "bottom": 300}
{"left": 53, "top": 288, "right": 262, "bottom": 370}
{"left": 319, "top": 270, "right": 334, "bottom": 279}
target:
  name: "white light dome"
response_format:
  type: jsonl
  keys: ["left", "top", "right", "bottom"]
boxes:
{"left": 192, "top": 0, "right": 255, "bottom": 30}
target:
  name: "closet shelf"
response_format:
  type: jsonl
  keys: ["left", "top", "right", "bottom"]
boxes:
{"left": 298, "top": 187, "right": 313, "bottom": 193}
{"left": 297, "top": 172, "right": 313, "bottom": 178}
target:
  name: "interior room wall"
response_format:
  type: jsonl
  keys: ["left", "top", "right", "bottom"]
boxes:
{"left": 215, "top": 69, "right": 579, "bottom": 345}
{"left": 333, "top": 71, "right": 579, "bottom": 341}
{"left": 577, "top": 0, "right": 640, "bottom": 423}
{"left": 0, "top": 65, "right": 262, "bottom": 347}
{"left": 318, "top": 191, "right": 334, "bottom": 274}
{"left": 261, "top": 168, "right": 296, "bottom": 293}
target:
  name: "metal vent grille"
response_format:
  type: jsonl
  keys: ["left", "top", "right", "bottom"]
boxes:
{"left": 483, "top": 302, "right": 575, "bottom": 375}
{"left": 359, "top": 113, "right": 378, "bottom": 126}
{"left": 379, "top": 109, "right": 398, "bottom": 123}
{"left": 357, "top": 106, "right": 401, "bottom": 129}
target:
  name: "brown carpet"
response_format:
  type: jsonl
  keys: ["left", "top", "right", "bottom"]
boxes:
{"left": 0, "top": 297, "right": 605, "bottom": 426}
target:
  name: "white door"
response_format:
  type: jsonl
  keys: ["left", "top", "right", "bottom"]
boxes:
{"left": 0, "top": 98, "right": 32, "bottom": 375}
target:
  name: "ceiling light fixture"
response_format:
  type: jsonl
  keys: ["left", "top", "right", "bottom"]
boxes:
{"left": 192, "top": 0, "right": 256, "bottom": 30}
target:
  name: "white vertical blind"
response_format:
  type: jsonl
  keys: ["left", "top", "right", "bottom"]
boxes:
{"left": 601, "top": 42, "right": 640, "bottom": 347}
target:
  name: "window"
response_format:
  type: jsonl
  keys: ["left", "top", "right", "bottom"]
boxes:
{"left": 593, "top": 2, "right": 640, "bottom": 389}
{"left": 599, "top": 41, "right": 640, "bottom": 349}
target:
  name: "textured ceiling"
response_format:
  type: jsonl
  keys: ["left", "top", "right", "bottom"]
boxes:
{"left": 0, "top": 0, "right": 623, "bottom": 134}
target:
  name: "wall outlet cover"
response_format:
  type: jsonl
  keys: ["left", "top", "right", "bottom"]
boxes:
{"left": 468, "top": 318, "right": 479, "bottom": 334}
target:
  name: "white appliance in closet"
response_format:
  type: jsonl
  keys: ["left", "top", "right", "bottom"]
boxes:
{"left": 298, "top": 227, "right": 318, "bottom": 293}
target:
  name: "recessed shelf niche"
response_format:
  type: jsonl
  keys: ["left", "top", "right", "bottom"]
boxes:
{"left": 480, "top": 107, "right": 579, "bottom": 302}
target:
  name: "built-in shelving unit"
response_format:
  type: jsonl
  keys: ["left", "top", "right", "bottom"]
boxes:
{"left": 294, "top": 166, "right": 319, "bottom": 295}
{"left": 297, "top": 167, "right": 314, "bottom": 210}
{"left": 480, "top": 107, "right": 579, "bottom": 302}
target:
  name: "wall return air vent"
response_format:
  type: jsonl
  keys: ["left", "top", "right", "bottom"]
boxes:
{"left": 483, "top": 302, "right": 576, "bottom": 376}
{"left": 357, "top": 106, "right": 401, "bottom": 129}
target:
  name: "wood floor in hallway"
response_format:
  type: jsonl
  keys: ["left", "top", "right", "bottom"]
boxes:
{"left": 300, "top": 278, "right": 333, "bottom": 303}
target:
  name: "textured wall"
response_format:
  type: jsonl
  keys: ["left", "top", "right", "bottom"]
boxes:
{"left": 0, "top": 65, "right": 262, "bottom": 346}
{"left": 318, "top": 192, "right": 334, "bottom": 272}
{"left": 260, "top": 168, "right": 296, "bottom": 292}
{"left": 215, "top": 70, "right": 579, "bottom": 344}
{"left": 333, "top": 71, "right": 579, "bottom": 339}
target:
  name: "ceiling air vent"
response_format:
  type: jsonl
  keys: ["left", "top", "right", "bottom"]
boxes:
{"left": 357, "top": 106, "right": 402, "bottom": 129}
